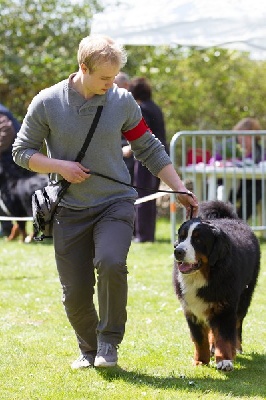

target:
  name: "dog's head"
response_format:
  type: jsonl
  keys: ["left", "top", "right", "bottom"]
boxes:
{"left": 174, "top": 218, "right": 230, "bottom": 274}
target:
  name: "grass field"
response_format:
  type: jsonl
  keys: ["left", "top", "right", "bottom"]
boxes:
{"left": 0, "top": 218, "right": 265, "bottom": 400}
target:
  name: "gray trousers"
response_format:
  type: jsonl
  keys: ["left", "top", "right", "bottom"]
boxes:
{"left": 53, "top": 199, "right": 135, "bottom": 354}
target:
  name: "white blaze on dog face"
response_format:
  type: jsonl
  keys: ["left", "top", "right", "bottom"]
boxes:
{"left": 176, "top": 221, "right": 200, "bottom": 263}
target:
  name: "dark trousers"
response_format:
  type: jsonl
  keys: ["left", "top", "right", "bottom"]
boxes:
{"left": 235, "top": 180, "right": 262, "bottom": 220}
{"left": 134, "top": 161, "right": 160, "bottom": 242}
{"left": 53, "top": 199, "right": 135, "bottom": 354}
{"left": 123, "top": 156, "right": 134, "bottom": 185}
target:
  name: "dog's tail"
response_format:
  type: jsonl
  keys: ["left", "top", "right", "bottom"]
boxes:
{"left": 198, "top": 200, "right": 239, "bottom": 220}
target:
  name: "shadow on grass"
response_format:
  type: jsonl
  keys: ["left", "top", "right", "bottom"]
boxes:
{"left": 0, "top": 237, "right": 53, "bottom": 244}
{"left": 258, "top": 236, "right": 266, "bottom": 245}
{"left": 155, "top": 238, "right": 171, "bottom": 244}
{"left": 95, "top": 352, "right": 266, "bottom": 397}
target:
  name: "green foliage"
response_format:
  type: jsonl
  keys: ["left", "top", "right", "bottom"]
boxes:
{"left": 0, "top": 218, "right": 265, "bottom": 399}
{"left": 124, "top": 46, "right": 266, "bottom": 141}
{"left": 1, "top": 0, "right": 266, "bottom": 145}
{"left": 0, "top": 0, "right": 101, "bottom": 119}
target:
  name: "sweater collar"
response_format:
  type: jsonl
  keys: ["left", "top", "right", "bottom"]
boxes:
{"left": 64, "top": 73, "right": 107, "bottom": 107}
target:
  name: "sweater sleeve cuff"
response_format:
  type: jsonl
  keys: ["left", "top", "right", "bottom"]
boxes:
{"left": 18, "top": 149, "right": 39, "bottom": 170}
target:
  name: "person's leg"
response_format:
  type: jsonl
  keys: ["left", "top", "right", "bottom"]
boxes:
{"left": 53, "top": 207, "right": 98, "bottom": 357}
{"left": 93, "top": 200, "right": 135, "bottom": 344}
{"left": 135, "top": 199, "right": 157, "bottom": 242}
{"left": 53, "top": 200, "right": 135, "bottom": 367}
{"left": 134, "top": 161, "right": 160, "bottom": 242}
{"left": 237, "top": 180, "right": 261, "bottom": 220}
{"left": 93, "top": 200, "right": 135, "bottom": 366}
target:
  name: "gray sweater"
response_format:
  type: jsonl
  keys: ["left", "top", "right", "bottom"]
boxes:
{"left": 12, "top": 75, "right": 171, "bottom": 209}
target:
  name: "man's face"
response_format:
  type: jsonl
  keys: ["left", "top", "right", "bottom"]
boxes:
{"left": 81, "top": 62, "right": 120, "bottom": 96}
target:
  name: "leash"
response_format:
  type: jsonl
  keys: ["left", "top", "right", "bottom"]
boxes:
{"left": 88, "top": 170, "right": 194, "bottom": 219}
{"left": 0, "top": 170, "right": 194, "bottom": 224}
{"left": 51, "top": 169, "right": 194, "bottom": 219}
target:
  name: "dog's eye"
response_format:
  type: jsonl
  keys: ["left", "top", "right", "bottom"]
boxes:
{"left": 192, "top": 233, "right": 201, "bottom": 243}
{"left": 178, "top": 234, "right": 185, "bottom": 242}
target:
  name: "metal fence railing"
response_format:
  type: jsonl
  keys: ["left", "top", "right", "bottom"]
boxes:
{"left": 169, "top": 130, "right": 266, "bottom": 244}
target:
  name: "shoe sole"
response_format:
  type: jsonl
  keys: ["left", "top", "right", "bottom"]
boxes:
{"left": 71, "top": 362, "right": 94, "bottom": 369}
{"left": 94, "top": 360, "right": 117, "bottom": 367}
{"left": 71, "top": 364, "right": 93, "bottom": 369}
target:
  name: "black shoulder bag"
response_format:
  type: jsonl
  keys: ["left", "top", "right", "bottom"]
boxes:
{"left": 32, "top": 105, "right": 103, "bottom": 241}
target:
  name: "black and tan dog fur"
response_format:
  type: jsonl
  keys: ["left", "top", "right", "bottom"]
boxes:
{"left": 173, "top": 200, "right": 260, "bottom": 371}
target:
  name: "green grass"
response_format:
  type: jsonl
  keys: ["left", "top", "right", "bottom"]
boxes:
{"left": 0, "top": 218, "right": 265, "bottom": 400}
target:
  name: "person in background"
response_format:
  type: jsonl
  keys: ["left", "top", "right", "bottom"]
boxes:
{"left": 114, "top": 72, "right": 135, "bottom": 184}
{"left": 230, "top": 117, "right": 263, "bottom": 219}
{"left": 129, "top": 77, "right": 168, "bottom": 242}
{"left": 211, "top": 117, "right": 264, "bottom": 220}
{"left": 114, "top": 71, "right": 130, "bottom": 90}
{"left": 12, "top": 35, "right": 198, "bottom": 369}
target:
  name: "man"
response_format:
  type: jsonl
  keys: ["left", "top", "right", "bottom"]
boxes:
{"left": 13, "top": 35, "right": 198, "bottom": 369}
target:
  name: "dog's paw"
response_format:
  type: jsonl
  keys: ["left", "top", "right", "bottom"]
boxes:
{"left": 24, "top": 235, "right": 33, "bottom": 244}
{"left": 216, "top": 360, "right": 234, "bottom": 371}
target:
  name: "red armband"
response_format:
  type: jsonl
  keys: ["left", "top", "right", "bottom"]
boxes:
{"left": 123, "top": 118, "right": 152, "bottom": 141}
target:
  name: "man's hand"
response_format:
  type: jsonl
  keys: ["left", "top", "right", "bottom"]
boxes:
{"left": 122, "top": 144, "right": 133, "bottom": 158}
{"left": 59, "top": 161, "right": 91, "bottom": 183}
{"left": 177, "top": 191, "right": 198, "bottom": 219}
{"left": 158, "top": 163, "right": 198, "bottom": 219}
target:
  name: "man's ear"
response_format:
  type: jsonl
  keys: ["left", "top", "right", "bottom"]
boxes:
{"left": 80, "top": 63, "right": 88, "bottom": 74}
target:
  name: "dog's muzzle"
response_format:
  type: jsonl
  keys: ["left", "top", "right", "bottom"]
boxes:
{"left": 174, "top": 244, "right": 201, "bottom": 274}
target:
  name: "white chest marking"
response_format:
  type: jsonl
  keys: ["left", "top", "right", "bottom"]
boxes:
{"left": 179, "top": 273, "right": 209, "bottom": 321}
{"left": 178, "top": 222, "right": 210, "bottom": 321}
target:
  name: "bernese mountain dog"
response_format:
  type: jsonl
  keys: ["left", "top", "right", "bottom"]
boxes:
{"left": 173, "top": 200, "right": 260, "bottom": 371}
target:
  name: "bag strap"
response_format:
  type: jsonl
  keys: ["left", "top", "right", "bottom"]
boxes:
{"left": 56, "top": 105, "right": 103, "bottom": 199}
{"left": 75, "top": 105, "right": 103, "bottom": 163}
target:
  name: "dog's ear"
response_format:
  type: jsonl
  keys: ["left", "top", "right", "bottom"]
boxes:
{"left": 175, "top": 221, "right": 188, "bottom": 245}
{"left": 177, "top": 221, "right": 187, "bottom": 236}
{"left": 208, "top": 225, "right": 231, "bottom": 266}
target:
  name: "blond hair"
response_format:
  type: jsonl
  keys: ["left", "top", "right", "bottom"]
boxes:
{"left": 77, "top": 35, "right": 127, "bottom": 73}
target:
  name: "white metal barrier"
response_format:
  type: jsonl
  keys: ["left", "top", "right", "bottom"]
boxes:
{"left": 170, "top": 130, "right": 266, "bottom": 244}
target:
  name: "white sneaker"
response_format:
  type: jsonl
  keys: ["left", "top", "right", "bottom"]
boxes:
{"left": 71, "top": 353, "right": 95, "bottom": 369}
{"left": 94, "top": 342, "right": 118, "bottom": 367}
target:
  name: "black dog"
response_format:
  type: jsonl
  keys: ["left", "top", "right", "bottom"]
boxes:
{"left": 173, "top": 200, "right": 260, "bottom": 371}
{"left": 0, "top": 159, "right": 48, "bottom": 241}
{"left": 0, "top": 107, "right": 48, "bottom": 241}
